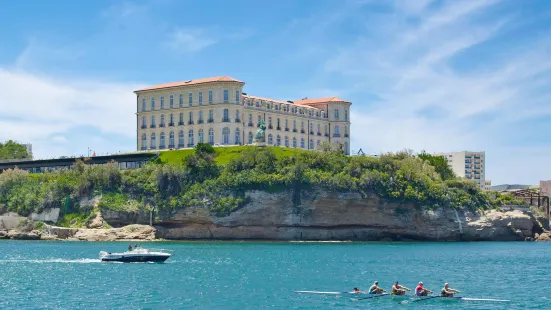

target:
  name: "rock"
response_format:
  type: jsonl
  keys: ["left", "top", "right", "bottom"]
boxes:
{"left": 88, "top": 212, "right": 104, "bottom": 228}
{"left": 72, "top": 224, "right": 156, "bottom": 241}
{"left": 0, "top": 230, "right": 8, "bottom": 239}
{"left": 536, "top": 231, "right": 551, "bottom": 241}
{"left": 8, "top": 230, "right": 41, "bottom": 240}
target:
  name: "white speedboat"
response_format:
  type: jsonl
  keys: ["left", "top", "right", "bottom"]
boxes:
{"left": 99, "top": 247, "right": 171, "bottom": 263}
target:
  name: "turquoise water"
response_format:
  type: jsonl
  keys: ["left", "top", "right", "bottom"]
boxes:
{"left": 0, "top": 241, "right": 549, "bottom": 309}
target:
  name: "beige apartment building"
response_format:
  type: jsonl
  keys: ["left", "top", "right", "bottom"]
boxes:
{"left": 436, "top": 151, "right": 486, "bottom": 189}
{"left": 134, "top": 76, "right": 351, "bottom": 154}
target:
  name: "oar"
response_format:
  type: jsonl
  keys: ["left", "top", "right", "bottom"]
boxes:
{"left": 400, "top": 295, "right": 438, "bottom": 304}
{"left": 353, "top": 293, "right": 389, "bottom": 301}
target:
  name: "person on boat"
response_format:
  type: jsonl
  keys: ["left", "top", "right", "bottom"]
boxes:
{"left": 353, "top": 288, "right": 361, "bottom": 294}
{"left": 414, "top": 282, "right": 432, "bottom": 296}
{"left": 369, "top": 281, "right": 385, "bottom": 294}
{"left": 390, "top": 281, "right": 410, "bottom": 295}
{"left": 128, "top": 244, "right": 132, "bottom": 251}
{"left": 440, "top": 283, "right": 460, "bottom": 297}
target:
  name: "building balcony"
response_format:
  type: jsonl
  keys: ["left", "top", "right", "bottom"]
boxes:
{"left": 198, "top": 119, "right": 204, "bottom": 124}
{"left": 159, "top": 144, "right": 166, "bottom": 149}
{"left": 178, "top": 143, "right": 185, "bottom": 148}
{"left": 150, "top": 146, "right": 156, "bottom": 149}
{"left": 141, "top": 125, "right": 147, "bottom": 129}
{"left": 168, "top": 122, "right": 174, "bottom": 127}
{"left": 285, "top": 128, "right": 289, "bottom": 131}
{"left": 344, "top": 134, "right": 349, "bottom": 137}
{"left": 474, "top": 161, "right": 480, "bottom": 164}
{"left": 235, "top": 119, "right": 241, "bottom": 123}
{"left": 168, "top": 144, "right": 175, "bottom": 149}
{"left": 276, "top": 127, "right": 281, "bottom": 130}
{"left": 188, "top": 121, "right": 194, "bottom": 125}
{"left": 268, "top": 125, "right": 273, "bottom": 129}
{"left": 208, "top": 119, "right": 214, "bottom": 123}
{"left": 301, "top": 129, "right": 305, "bottom": 134}
{"left": 293, "top": 129, "right": 297, "bottom": 133}
{"left": 324, "top": 133, "right": 329, "bottom": 137}
{"left": 317, "top": 132, "right": 321, "bottom": 136}
{"left": 178, "top": 121, "right": 184, "bottom": 126}
{"left": 150, "top": 124, "right": 156, "bottom": 128}
{"left": 310, "top": 131, "right": 314, "bottom": 135}
{"left": 248, "top": 122, "right": 253, "bottom": 127}
{"left": 222, "top": 118, "right": 230, "bottom": 122}
{"left": 187, "top": 143, "right": 194, "bottom": 147}
{"left": 159, "top": 124, "right": 165, "bottom": 128}
{"left": 140, "top": 147, "right": 147, "bottom": 150}
{"left": 333, "top": 134, "right": 341, "bottom": 137}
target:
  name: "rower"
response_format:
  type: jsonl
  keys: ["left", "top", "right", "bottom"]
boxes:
{"left": 440, "top": 283, "right": 460, "bottom": 297}
{"left": 353, "top": 288, "right": 361, "bottom": 294}
{"left": 369, "top": 281, "right": 385, "bottom": 294}
{"left": 390, "top": 281, "right": 410, "bottom": 295}
{"left": 128, "top": 244, "right": 132, "bottom": 252}
{"left": 414, "top": 282, "right": 432, "bottom": 296}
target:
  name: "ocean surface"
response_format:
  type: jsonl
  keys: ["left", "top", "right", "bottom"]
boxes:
{"left": 0, "top": 241, "right": 549, "bottom": 309}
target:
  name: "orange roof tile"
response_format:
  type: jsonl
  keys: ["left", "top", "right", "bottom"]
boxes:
{"left": 135, "top": 76, "right": 244, "bottom": 92}
{"left": 293, "top": 97, "right": 350, "bottom": 106}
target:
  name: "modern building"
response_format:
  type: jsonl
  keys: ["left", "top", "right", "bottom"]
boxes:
{"left": 484, "top": 179, "right": 491, "bottom": 191}
{"left": 436, "top": 151, "right": 486, "bottom": 189}
{"left": 22, "top": 143, "right": 33, "bottom": 159}
{"left": 134, "top": 76, "right": 352, "bottom": 154}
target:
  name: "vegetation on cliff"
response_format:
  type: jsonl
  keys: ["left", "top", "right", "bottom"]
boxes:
{"left": 0, "top": 144, "right": 523, "bottom": 218}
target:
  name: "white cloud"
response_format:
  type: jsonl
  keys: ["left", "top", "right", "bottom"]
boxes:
{"left": 164, "top": 28, "right": 218, "bottom": 53}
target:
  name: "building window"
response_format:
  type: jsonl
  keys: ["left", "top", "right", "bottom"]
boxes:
{"left": 198, "top": 129, "right": 204, "bottom": 143}
{"left": 300, "top": 138, "right": 305, "bottom": 148}
{"left": 223, "top": 108, "right": 229, "bottom": 121}
{"left": 301, "top": 121, "right": 304, "bottom": 131}
{"left": 199, "top": 92, "right": 203, "bottom": 104}
{"left": 335, "top": 125, "right": 340, "bottom": 135}
{"left": 345, "top": 126, "right": 348, "bottom": 136}
{"left": 142, "top": 116, "right": 146, "bottom": 127}
{"left": 293, "top": 120, "right": 296, "bottom": 130}
{"left": 209, "top": 90, "right": 213, "bottom": 103}
{"left": 199, "top": 110, "right": 203, "bottom": 123}
{"left": 188, "top": 129, "right": 194, "bottom": 146}
{"left": 142, "top": 98, "right": 146, "bottom": 111}
{"left": 169, "top": 131, "right": 175, "bottom": 147}
{"left": 235, "top": 128, "right": 240, "bottom": 144}
{"left": 179, "top": 94, "right": 183, "bottom": 107}
{"left": 344, "top": 109, "right": 348, "bottom": 121}
{"left": 141, "top": 134, "right": 147, "bottom": 148}
{"left": 179, "top": 113, "right": 184, "bottom": 125}
{"left": 309, "top": 123, "right": 313, "bottom": 133}
{"left": 208, "top": 128, "right": 214, "bottom": 145}
{"left": 236, "top": 110, "right": 240, "bottom": 121}
{"left": 189, "top": 111, "right": 194, "bottom": 123}
{"left": 317, "top": 124, "right": 320, "bottom": 134}
{"left": 248, "top": 113, "right": 252, "bottom": 124}
{"left": 334, "top": 108, "right": 339, "bottom": 120}
{"left": 284, "top": 136, "right": 289, "bottom": 147}
{"left": 170, "top": 95, "right": 174, "bottom": 108}
{"left": 268, "top": 117, "right": 272, "bottom": 128}
{"left": 178, "top": 130, "right": 184, "bottom": 147}
{"left": 223, "top": 127, "right": 230, "bottom": 144}
{"left": 324, "top": 125, "right": 328, "bottom": 135}
{"left": 223, "top": 89, "right": 229, "bottom": 102}
{"left": 276, "top": 135, "right": 281, "bottom": 146}
{"left": 317, "top": 140, "right": 320, "bottom": 149}
{"left": 170, "top": 113, "right": 174, "bottom": 125}
{"left": 344, "top": 142, "right": 349, "bottom": 155}
{"left": 285, "top": 119, "right": 288, "bottom": 129}
{"left": 160, "top": 132, "right": 166, "bottom": 148}
{"left": 151, "top": 97, "right": 155, "bottom": 110}
{"left": 268, "top": 134, "right": 273, "bottom": 145}
{"left": 160, "top": 114, "right": 165, "bottom": 126}
{"left": 309, "top": 139, "right": 313, "bottom": 150}
{"left": 235, "top": 90, "right": 239, "bottom": 103}
{"left": 151, "top": 115, "right": 156, "bottom": 126}
{"left": 248, "top": 132, "right": 253, "bottom": 144}
{"left": 150, "top": 133, "right": 156, "bottom": 148}
{"left": 160, "top": 96, "right": 164, "bottom": 109}
{"left": 208, "top": 109, "right": 214, "bottom": 122}
{"left": 293, "top": 137, "right": 297, "bottom": 148}
{"left": 188, "top": 92, "right": 193, "bottom": 106}
{"left": 257, "top": 115, "right": 262, "bottom": 126}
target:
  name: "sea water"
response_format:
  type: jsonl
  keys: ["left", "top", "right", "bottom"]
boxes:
{"left": 0, "top": 241, "right": 549, "bottom": 309}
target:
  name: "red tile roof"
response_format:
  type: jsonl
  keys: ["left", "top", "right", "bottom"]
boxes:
{"left": 135, "top": 76, "right": 244, "bottom": 92}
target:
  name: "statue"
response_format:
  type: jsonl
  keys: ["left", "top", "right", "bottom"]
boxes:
{"left": 254, "top": 119, "right": 266, "bottom": 145}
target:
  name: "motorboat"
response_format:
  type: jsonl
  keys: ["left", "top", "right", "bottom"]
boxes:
{"left": 99, "top": 247, "right": 171, "bottom": 263}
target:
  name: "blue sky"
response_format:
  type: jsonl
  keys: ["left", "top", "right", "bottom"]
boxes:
{"left": 1, "top": 0, "right": 550, "bottom": 185}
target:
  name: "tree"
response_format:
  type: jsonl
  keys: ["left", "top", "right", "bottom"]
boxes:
{"left": 417, "top": 151, "right": 456, "bottom": 181}
{"left": 0, "top": 140, "right": 29, "bottom": 160}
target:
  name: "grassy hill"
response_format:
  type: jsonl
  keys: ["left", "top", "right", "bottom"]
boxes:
{"left": 159, "top": 146, "right": 306, "bottom": 165}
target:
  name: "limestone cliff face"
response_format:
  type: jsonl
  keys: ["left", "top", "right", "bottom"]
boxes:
{"left": 151, "top": 190, "right": 539, "bottom": 241}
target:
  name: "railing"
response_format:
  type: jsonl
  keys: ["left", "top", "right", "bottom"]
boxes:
{"left": 317, "top": 132, "right": 321, "bottom": 136}
{"left": 324, "top": 133, "right": 329, "bottom": 137}
{"left": 333, "top": 134, "right": 341, "bottom": 137}
{"left": 235, "top": 119, "right": 241, "bottom": 123}
{"left": 141, "top": 125, "right": 147, "bottom": 129}
{"left": 257, "top": 123, "right": 261, "bottom": 127}
{"left": 293, "top": 129, "right": 297, "bottom": 132}
{"left": 198, "top": 120, "right": 204, "bottom": 124}
{"left": 159, "top": 124, "right": 165, "bottom": 128}
{"left": 285, "top": 128, "right": 289, "bottom": 131}
{"left": 188, "top": 120, "right": 194, "bottom": 125}
{"left": 150, "top": 146, "right": 157, "bottom": 149}
{"left": 187, "top": 143, "right": 194, "bottom": 147}
{"left": 150, "top": 124, "right": 156, "bottom": 128}
{"left": 248, "top": 122, "right": 253, "bottom": 127}
{"left": 168, "top": 122, "right": 174, "bottom": 127}
{"left": 301, "top": 129, "right": 305, "bottom": 134}
{"left": 178, "top": 121, "right": 184, "bottom": 126}
{"left": 208, "top": 119, "right": 214, "bottom": 123}
{"left": 344, "top": 134, "right": 349, "bottom": 137}
{"left": 222, "top": 118, "right": 230, "bottom": 122}
{"left": 310, "top": 131, "right": 314, "bottom": 135}
{"left": 268, "top": 125, "right": 273, "bottom": 129}
{"left": 276, "top": 127, "right": 281, "bottom": 130}
{"left": 159, "top": 144, "right": 166, "bottom": 149}
{"left": 168, "top": 144, "right": 175, "bottom": 149}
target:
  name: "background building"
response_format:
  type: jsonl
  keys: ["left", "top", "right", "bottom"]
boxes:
{"left": 436, "top": 151, "right": 486, "bottom": 189}
{"left": 22, "top": 143, "right": 33, "bottom": 159}
{"left": 541, "top": 180, "right": 551, "bottom": 198}
{"left": 484, "top": 179, "right": 491, "bottom": 191}
{"left": 134, "top": 76, "right": 352, "bottom": 154}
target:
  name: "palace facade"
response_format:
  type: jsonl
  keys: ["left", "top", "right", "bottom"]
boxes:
{"left": 134, "top": 76, "right": 351, "bottom": 154}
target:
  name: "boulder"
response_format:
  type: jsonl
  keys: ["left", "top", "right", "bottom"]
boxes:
{"left": 8, "top": 230, "right": 41, "bottom": 240}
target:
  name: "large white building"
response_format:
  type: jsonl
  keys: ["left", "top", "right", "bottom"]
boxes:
{"left": 134, "top": 76, "right": 351, "bottom": 154}
{"left": 437, "top": 151, "right": 486, "bottom": 189}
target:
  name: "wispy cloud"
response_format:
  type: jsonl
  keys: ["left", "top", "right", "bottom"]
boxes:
{"left": 164, "top": 28, "right": 218, "bottom": 53}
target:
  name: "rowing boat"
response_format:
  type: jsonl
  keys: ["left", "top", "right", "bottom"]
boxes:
{"left": 294, "top": 291, "right": 510, "bottom": 303}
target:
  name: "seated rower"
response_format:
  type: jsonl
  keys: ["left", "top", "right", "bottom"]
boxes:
{"left": 369, "top": 281, "right": 385, "bottom": 294}
{"left": 352, "top": 288, "right": 361, "bottom": 294}
{"left": 414, "top": 282, "right": 432, "bottom": 296}
{"left": 390, "top": 281, "right": 410, "bottom": 295}
{"left": 440, "top": 283, "right": 460, "bottom": 297}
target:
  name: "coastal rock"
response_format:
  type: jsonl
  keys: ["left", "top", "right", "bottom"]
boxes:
{"left": 535, "top": 231, "right": 551, "bottom": 241}
{"left": 0, "top": 230, "right": 8, "bottom": 239}
{"left": 7, "top": 230, "right": 41, "bottom": 240}
{"left": 72, "top": 224, "right": 156, "bottom": 241}
{"left": 88, "top": 212, "right": 104, "bottom": 228}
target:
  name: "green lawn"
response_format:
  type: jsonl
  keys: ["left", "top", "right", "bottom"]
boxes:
{"left": 159, "top": 146, "right": 306, "bottom": 165}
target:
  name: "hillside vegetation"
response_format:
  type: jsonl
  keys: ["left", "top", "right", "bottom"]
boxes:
{"left": 0, "top": 140, "right": 29, "bottom": 160}
{"left": 0, "top": 144, "right": 523, "bottom": 218}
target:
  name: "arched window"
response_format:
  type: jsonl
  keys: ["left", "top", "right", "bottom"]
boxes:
{"left": 248, "top": 132, "right": 253, "bottom": 144}
{"left": 276, "top": 135, "right": 281, "bottom": 146}
{"left": 169, "top": 132, "right": 175, "bottom": 147}
{"left": 284, "top": 136, "right": 289, "bottom": 147}
{"left": 268, "top": 134, "right": 273, "bottom": 145}
{"left": 235, "top": 128, "right": 241, "bottom": 144}
{"left": 208, "top": 128, "right": 214, "bottom": 145}
{"left": 150, "top": 133, "right": 156, "bottom": 148}
{"left": 300, "top": 138, "right": 305, "bottom": 148}
{"left": 160, "top": 132, "right": 166, "bottom": 149}
{"left": 141, "top": 134, "right": 147, "bottom": 149}
{"left": 178, "top": 130, "right": 184, "bottom": 147}
{"left": 235, "top": 90, "right": 239, "bottom": 102}
{"left": 198, "top": 129, "right": 204, "bottom": 143}
{"left": 222, "top": 127, "right": 230, "bottom": 144}
{"left": 160, "top": 114, "right": 165, "bottom": 126}
{"left": 344, "top": 142, "right": 349, "bottom": 155}
{"left": 317, "top": 140, "right": 321, "bottom": 149}
{"left": 188, "top": 129, "right": 194, "bottom": 146}
{"left": 292, "top": 137, "right": 297, "bottom": 148}
{"left": 309, "top": 139, "right": 313, "bottom": 150}
{"left": 223, "top": 108, "right": 229, "bottom": 121}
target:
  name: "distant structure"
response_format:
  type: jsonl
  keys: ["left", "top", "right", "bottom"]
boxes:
{"left": 540, "top": 180, "right": 551, "bottom": 198}
{"left": 490, "top": 184, "right": 532, "bottom": 191}
{"left": 22, "top": 143, "right": 33, "bottom": 159}
{"left": 484, "top": 179, "right": 492, "bottom": 191}
{"left": 134, "top": 76, "right": 352, "bottom": 154}
{"left": 436, "top": 151, "right": 486, "bottom": 189}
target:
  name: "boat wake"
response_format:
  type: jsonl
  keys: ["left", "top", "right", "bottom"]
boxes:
{"left": 0, "top": 258, "right": 101, "bottom": 264}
